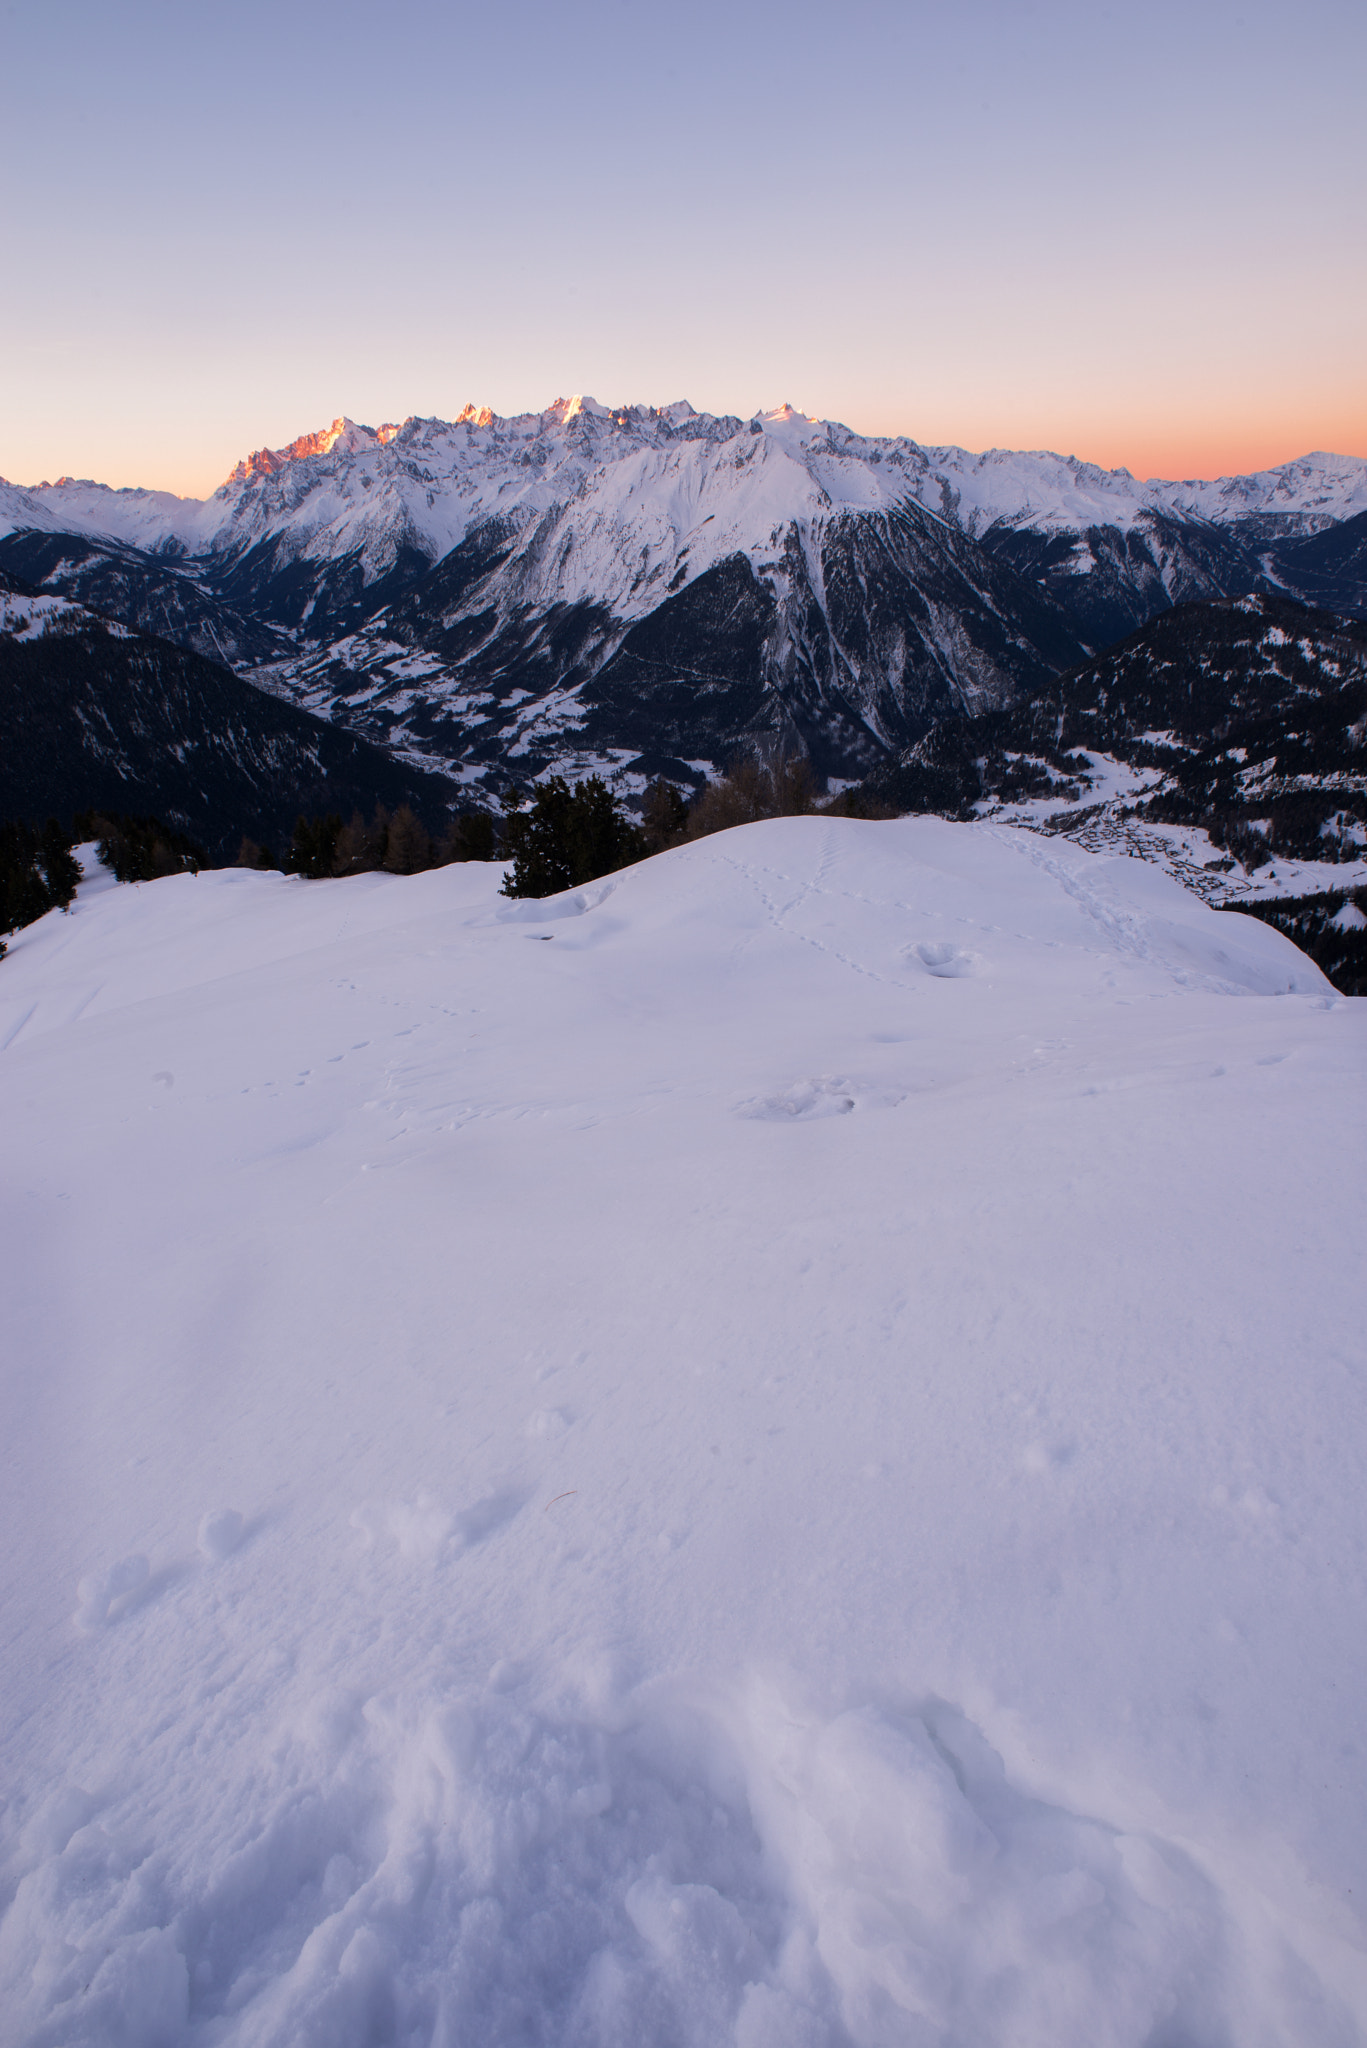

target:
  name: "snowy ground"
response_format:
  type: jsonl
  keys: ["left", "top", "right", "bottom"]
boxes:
{"left": 2, "top": 818, "right": 1364, "bottom": 2047}
{"left": 980, "top": 753, "right": 1367, "bottom": 907}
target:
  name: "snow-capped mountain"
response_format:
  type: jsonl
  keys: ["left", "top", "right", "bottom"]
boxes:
{"left": 3, "top": 400, "right": 1365, "bottom": 788}
{"left": 7, "top": 400, "right": 1365, "bottom": 569}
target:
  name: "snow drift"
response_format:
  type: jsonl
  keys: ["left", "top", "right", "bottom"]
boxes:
{"left": 1, "top": 820, "right": 1364, "bottom": 2045}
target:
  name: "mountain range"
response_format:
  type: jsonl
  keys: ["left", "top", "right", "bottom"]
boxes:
{"left": 4, "top": 399, "right": 1366, "bottom": 794}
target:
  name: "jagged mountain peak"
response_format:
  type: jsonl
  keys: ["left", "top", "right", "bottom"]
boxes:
{"left": 223, "top": 416, "right": 403, "bottom": 489}
{"left": 544, "top": 394, "right": 612, "bottom": 424}
{"left": 3, "top": 408, "right": 1366, "bottom": 707}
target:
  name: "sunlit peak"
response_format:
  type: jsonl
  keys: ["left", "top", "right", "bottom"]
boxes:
{"left": 545, "top": 394, "right": 611, "bottom": 424}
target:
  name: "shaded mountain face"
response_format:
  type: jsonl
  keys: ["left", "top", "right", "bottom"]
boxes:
{"left": 2, "top": 403, "right": 1364, "bottom": 790}
{"left": 978, "top": 512, "right": 1268, "bottom": 650}
{"left": 981, "top": 509, "right": 1367, "bottom": 652}
{"left": 0, "top": 575, "right": 461, "bottom": 861}
{"left": 279, "top": 501, "right": 1090, "bottom": 787}
{"left": 872, "top": 595, "right": 1367, "bottom": 869}
{"left": 0, "top": 528, "right": 293, "bottom": 668}
{"left": 1263, "top": 508, "right": 1367, "bottom": 618}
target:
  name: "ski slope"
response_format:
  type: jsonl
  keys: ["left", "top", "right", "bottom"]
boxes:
{"left": 2, "top": 819, "right": 1364, "bottom": 2046}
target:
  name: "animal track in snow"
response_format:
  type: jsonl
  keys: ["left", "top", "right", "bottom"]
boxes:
{"left": 1020, "top": 1438, "right": 1076, "bottom": 1475}
{"left": 351, "top": 1485, "right": 528, "bottom": 1562}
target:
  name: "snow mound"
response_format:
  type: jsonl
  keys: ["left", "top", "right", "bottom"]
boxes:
{"left": 4, "top": 1675, "right": 1350, "bottom": 2048}
{"left": 1, "top": 817, "right": 1363, "bottom": 2044}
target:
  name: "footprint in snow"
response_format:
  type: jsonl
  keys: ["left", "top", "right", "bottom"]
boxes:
{"left": 912, "top": 940, "right": 978, "bottom": 978}
{"left": 352, "top": 1486, "right": 527, "bottom": 1561}
{"left": 75, "top": 1553, "right": 150, "bottom": 1628}
{"left": 1020, "top": 1439, "right": 1075, "bottom": 1476}
{"left": 198, "top": 1508, "right": 245, "bottom": 1562}
{"left": 739, "top": 1078, "right": 857, "bottom": 1121}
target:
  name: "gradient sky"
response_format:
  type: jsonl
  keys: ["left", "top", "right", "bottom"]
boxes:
{"left": 2, "top": 0, "right": 1363, "bottom": 496}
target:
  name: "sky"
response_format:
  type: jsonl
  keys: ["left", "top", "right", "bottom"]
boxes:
{"left": 1, "top": 0, "right": 1364, "bottom": 497}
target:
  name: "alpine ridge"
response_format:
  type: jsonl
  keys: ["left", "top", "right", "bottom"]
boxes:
{"left": 3, "top": 401, "right": 1366, "bottom": 793}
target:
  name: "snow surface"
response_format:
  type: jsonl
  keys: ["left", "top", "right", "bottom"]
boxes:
{"left": 0, "top": 588, "right": 129, "bottom": 641}
{"left": 979, "top": 754, "right": 1367, "bottom": 907}
{"left": 3, "top": 401, "right": 1365, "bottom": 622}
{"left": 2, "top": 818, "right": 1365, "bottom": 2046}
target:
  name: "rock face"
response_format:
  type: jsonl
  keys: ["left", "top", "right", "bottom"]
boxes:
{"left": 3, "top": 402, "right": 1365, "bottom": 790}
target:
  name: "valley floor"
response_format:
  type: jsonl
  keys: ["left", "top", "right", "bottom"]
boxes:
{"left": 1, "top": 819, "right": 1364, "bottom": 2046}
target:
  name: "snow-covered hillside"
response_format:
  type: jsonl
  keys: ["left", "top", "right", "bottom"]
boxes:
{"left": 0, "top": 585, "right": 129, "bottom": 641}
{"left": 3, "top": 821, "right": 1364, "bottom": 2045}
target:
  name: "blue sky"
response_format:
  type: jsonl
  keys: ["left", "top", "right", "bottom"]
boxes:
{"left": 2, "top": 0, "right": 1363, "bottom": 492}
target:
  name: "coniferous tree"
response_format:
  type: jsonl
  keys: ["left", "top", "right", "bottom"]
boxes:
{"left": 0, "top": 817, "right": 82, "bottom": 937}
{"left": 72, "top": 812, "right": 202, "bottom": 883}
{"left": 40, "top": 820, "right": 81, "bottom": 906}
{"left": 501, "top": 777, "right": 643, "bottom": 898}
{"left": 436, "top": 811, "right": 498, "bottom": 863}
{"left": 383, "top": 804, "right": 431, "bottom": 875}
{"left": 286, "top": 813, "right": 342, "bottom": 879}
{"left": 641, "top": 779, "right": 689, "bottom": 854}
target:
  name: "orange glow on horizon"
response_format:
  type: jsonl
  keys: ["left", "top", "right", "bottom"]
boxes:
{"left": 855, "top": 400, "right": 1367, "bottom": 490}
{"left": 7, "top": 399, "right": 1365, "bottom": 503}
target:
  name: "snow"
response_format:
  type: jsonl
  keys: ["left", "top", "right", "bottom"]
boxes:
{"left": 978, "top": 754, "right": 1367, "bottom": 907}
{"left": 0, "top": 588, "right": 130, "bottom": 640}
{"left": 4, "top": 404, "right": 1365, "bottom": 620}
{"left": 2, "top": 817, "right": 1365, "bottom": 2046}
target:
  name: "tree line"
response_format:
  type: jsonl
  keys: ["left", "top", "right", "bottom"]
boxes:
{"left": 271, "top": 751, "right": 885, "bottom": 901}
{"left": 249, "top": 803, "right": 498, "bottom": 880}
{"left": 1, "top": 750, "right": 896, "bottom": 957}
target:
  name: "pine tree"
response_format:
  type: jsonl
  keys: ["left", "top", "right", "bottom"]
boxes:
{"left": 383, "top": 804, "right": 431, "bottom": 875}
{"left": 0, "top": 818, "right": 82, "bottom": 936}
{"left": 500, "top": 777, "right": 643, "bottom": 899}
{"left": 287, "top": 813, "right": 342, "bottom": 879}
{"left": 436, "top": 811, "right": 497, "bottom": 863}
{"left": 641, "top": 779, "right": 689, "bottom": 854}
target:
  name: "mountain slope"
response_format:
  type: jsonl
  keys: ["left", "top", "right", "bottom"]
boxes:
{"left": 4, "top": 404, "right": 1365, "bottom": 789}
{"left": 1264, "top": 506, "right": 1367, "bottom": 616}
{"left": 0, "top": 577, "right": 461, "bottom": 859}
{"left": 866, "top": 595, "right": 1367, "bottom": 937}
{"left": 0, "top": 527, "right": 292, "bottom": 667}
{"left": 6, "top": 410, "right": 1364, "bottom": 580}
{"left": 288, "top": 494, "right": 1088, "bottom": 785}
